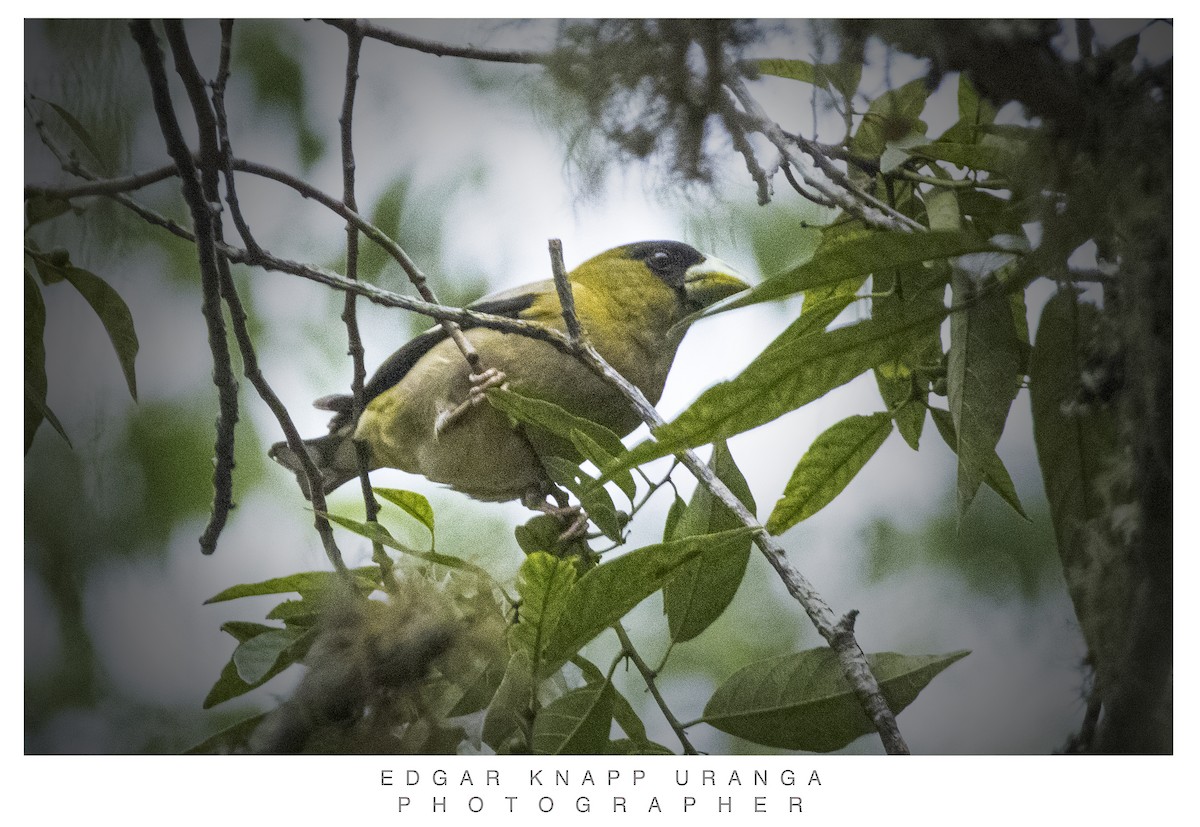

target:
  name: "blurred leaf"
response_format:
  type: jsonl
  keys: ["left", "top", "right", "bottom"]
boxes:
{"left": 36, "top": 96, "right": 107, "bottom": 170}
{"left": 203, "top": 626, "right": 318, "bottom": 709}
{"left": 753, "top": 57, "right": 818, "bottom": 84}
{"left": 445, "top": 643, "right": 509, "bottom": 718}
{"left": 123, "top": 402, "right": 267, "bottom": 545}
{"left": 204, "top": 566, "right": 381, "bottom": 604}
{"left": 324, "top": 514, "right": 493, "bottom": 581}
{"left": 753, "top": 58, "right": 861, "bottom": 100}
{"left": 515, "top": 513, "right": 588, "bottom": 558}
{"left": 60, "top": 265, "right": 139, "bottom": 400}
{"left": 374, "top": 487, "right": 435, "bottom": 540}
{"left": 25, "top": 270, "right": 69, "bottom": 452}
{"left": 220, "top": 621, "right": 277, "bottom": 644}
{"left": 510, "top": 552, "right": 577, "bottom": 669}
{"left": 615, "top": 309, "right": 946, "bottom": 469}
{"left": 357, "top": 178, "right": 411, "bottom": 283}
{"left": 265, "top": 598, "right": 322, "bottom": 626}
{"left": 1029, "top": 289, "right": 1120, "bottom": 603}
{"left": 604, "top": 738, "right": 675, "bottom": 755}
{"left": 25, "top": 195, "right": 75, "bottom": 228}
{"left": 233, "top": 626, "right": 306, "bottom": 684}
{"left": 721, "top": 231, "right": 995, "bottom": 312}
{"left": 543, "top": 527, "right": 751, "bottom": 672}
{"left": 862, "top": 492, "right": 1055, "bottom": 600}
{"left": 929, "top": 407, "right": 1027, "bottom": 520}
{"left": 184, "top": 712, "right": 268, "bottom": 754}
{"left": 483, "top": 651, "right": 534, "bottom": 752}
{"left": 947, "top": 270, "right": 1021, "bottom": 518}
{"left": 907, "top": 142, "right": 1018, "bottom": 175}
{"left": 232, "top": 22, "right": 324, "bottom": 169}
{"left": 767, "top": 413, "right": 893, "bottom": 534}
{"left": 703, "top": 648, "right": 969, "bottom": 751}
{"left": 532, "top": 682, "right": 614, "bottom": 755}
{"left": 664, "top": 441, "right": 756, "bottom": 643}
{"left": 851, "top": 78, "right": 930, "bottom": 158}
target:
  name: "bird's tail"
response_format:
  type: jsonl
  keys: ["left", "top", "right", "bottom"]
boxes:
{"left": 269, "top": 431, "right": 364, "bottom": 499}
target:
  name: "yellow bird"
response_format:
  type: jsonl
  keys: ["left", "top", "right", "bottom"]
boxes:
{"left": 270, "top": 241, "right": 748, "bottom": 506}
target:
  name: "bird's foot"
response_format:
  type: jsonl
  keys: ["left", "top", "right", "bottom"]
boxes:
{"left": 434, "top": 368, "right": 508, "bottom": 437}
{"left": 532, "top": 496, "right": 592, "bottom": 542}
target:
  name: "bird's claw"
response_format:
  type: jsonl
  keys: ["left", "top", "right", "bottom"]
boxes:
{"left": 434, "top": 368, "right": 509, "bottom": 437}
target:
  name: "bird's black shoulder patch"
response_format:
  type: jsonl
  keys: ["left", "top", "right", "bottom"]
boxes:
{"left": 622, "top": 240, "right": 705, "bottom": 289}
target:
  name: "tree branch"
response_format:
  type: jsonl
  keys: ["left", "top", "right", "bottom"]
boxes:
{"left": 613, "top": 623, "right": 697, "bottom": 755}
{"left": 322, "top": 18, "right": 549, "bottom": 65}
{"left": 131, "top": 19, "right": 239, "bottom": 557}
{"left": 335, "top": 20, "right": 389, "bottom": 583}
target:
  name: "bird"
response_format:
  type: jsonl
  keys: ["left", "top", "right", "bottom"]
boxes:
{"left": 269, "top": 240, "right": 748, "bottom": 507}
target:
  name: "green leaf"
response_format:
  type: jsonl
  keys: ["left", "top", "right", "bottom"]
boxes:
{"left": 1029, "top": 289, "right": 1120, "bottom": 636}
{"left": 947, "top": 270, "right": 1021, "bottom": 518}
{"left": 24, "top": 270, "right": 69, "bottom": 452}
{"left": 766, "top": 413, "right": 893, "bottom": 534}
{"left": 38, "top": 97, "right": 107, "bottom": 169}
{"left": 25, "top": 194, "right": 74, "bottom": 228}
{"left": 851, "top": 78, "right": 929, "bottom": 158}
{"left": 571, "top": 656, "right": 654, "bottom": 748}
{"left": 373, "top": 488, "right": 435, "bottom": 538}
{"left": 184, "top": 712, "right": 269, "bottom": 754}
{"left": 663, "top": 441, "right": 756, "bottom": 643}
{"left": 487, "top": 386, "right": 636, "bottom": 498}
{"left": 60, "top": 266, "right": 139, "bottom": 400}
{"left": 203, "top": 626, "right": 318, "bottom": 708}
{"left": 531, "top": 682, "right": 614, "bottom": 755}
{"left": 604, "top": 738, "right": 675, "bottom": 755}
{"left": 324, "top": 514, "right": 492, "bottom": 581}
{"left": 514, "top": 514, "right": 588, "bottom": 558}
{"left": 204, "top": 567, "right": 381, "bottom": 604}
{"left": 724, "top": 231, "right": 995, "bottom": 311}
{"left": 510, "top": 552, "right": 577, "bottom": 668}
{"left": 265, "top": 598, "right": 322, "bottom": 626}
{"left": 614, "top": 309, "right": 946, "bottom": 470}
{"left": 907, "top": 142, "right": 1017, "bottom": 175}
{"left": 752, "top": 58, "right": 860, "bottom": 99}
{"left": 938, "top": 74, "right": 998, "bottom": 144}
{"left": 233, "top": 627, "right": 307, "bottom": 685}
{"left": 929, "top": 407, "right": 1027, "bottom": 520}
{"left": 482, "top": 651, "right": 534, "bottom": 752}
{"left": 543, "top": 528, "right": 751, "bottom": 672}
{"left": 703, "top": 648, "right": 969, "bottom": 752}
{"left": 542, "top": 457, "right": 623, "bottom": 542}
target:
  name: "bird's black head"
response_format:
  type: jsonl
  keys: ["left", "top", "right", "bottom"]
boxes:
{"left": 621, "top": 240, "right": 706, "bottom": 290}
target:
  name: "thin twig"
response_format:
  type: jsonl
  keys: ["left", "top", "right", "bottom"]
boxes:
{"left": 336, "top": 21, "right": 389, "bottom": 583}
{"left": 614, "top": 623, "right": 697, "bottom": 755}
{"left": 133, "top": 19, "right": 239, "bottom": 557}
{"left": 228, "top": 157, "right": 483, "bottom": 375}
{"left": 720, "top": 91, "right": 771, "bottom": 206}
{"left": 22, "top": 164, "right": 177, "bottom": 199}
{"left": 322, "top": 18, "right": 548, "bottom": 65}
{"left": 727, "top": 73, "right": 923, "bottom": 233}
{"left": 548, "top": 239, "right": 583, "bottom": 343}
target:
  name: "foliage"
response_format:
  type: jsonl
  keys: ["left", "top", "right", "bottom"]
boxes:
{"left": 24, "top": 18, "right": 1169, "bottom": 755}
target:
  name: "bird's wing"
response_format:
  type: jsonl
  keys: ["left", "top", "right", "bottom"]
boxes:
{"left": 319, "top": 285, "right": 546, "bottom": 429}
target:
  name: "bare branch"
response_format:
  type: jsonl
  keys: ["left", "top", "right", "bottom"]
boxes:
{"left": 131, "top": 19, "right": 240, "bottom": 557}
{"left": 323, "top": 18, "right": 549, "bottom": 65}
{"left": 23, "top": 164, "right": 177, "bottom": 199}
{"left": 335, "top": 20, "right": 388, "bottom": 580}
{"left": 614, "top": 623, "right": 698, "bottom": 755}
{"left": 727, "top": 73, "right": 923, "bottom": 233}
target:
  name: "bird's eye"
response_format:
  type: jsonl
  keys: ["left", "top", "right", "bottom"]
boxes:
{"left": 651, "top": 250, "right": 671, "bottom": 264}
